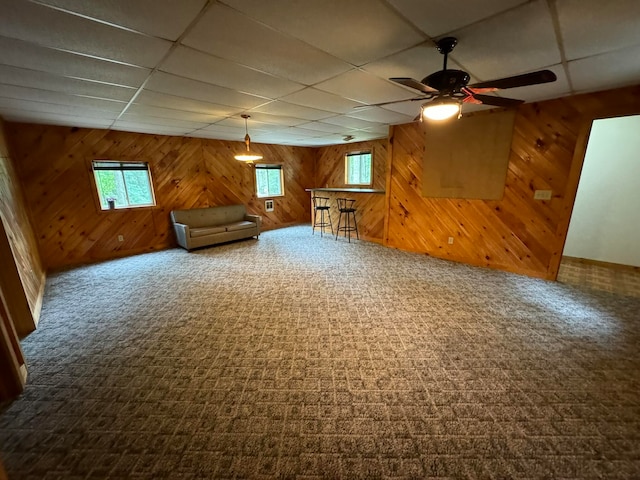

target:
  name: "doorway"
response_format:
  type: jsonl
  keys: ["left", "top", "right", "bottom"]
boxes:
{"left": 557, "top": 115, "right": 640, "bottom": 296}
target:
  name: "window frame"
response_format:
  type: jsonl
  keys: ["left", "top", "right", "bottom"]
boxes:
{"left": 344, "top": 150, "right": 373, "bottom": 186}
{"left": 91, "top": 160, "right": 156, "bottom": 211}
{"left": 255, "top": 164, "right": 285, "bottom": 198}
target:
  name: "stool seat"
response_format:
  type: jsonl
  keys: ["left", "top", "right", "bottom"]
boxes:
{"left": 335, "top": 198, "right": 359, "bottom": 242}
{"left": 312, "top": 196, "right": 333, "bottom": 237}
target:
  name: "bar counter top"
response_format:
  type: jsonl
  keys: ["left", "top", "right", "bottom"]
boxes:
{"left": 305, "top": 187, "right": 385, "bottom": 194}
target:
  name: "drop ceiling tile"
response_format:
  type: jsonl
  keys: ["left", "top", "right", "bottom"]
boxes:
{"left": 183, "top": 3, "right": 351, "bottom": 85}
{"left": 135, "top": 90, "right": 244, "bottom": 117}
{"left": 387, "top": 0, "right": 527, "bottom": 37}
{"left": 231, "top": 111, "right": 308, "bottom": 127}
{"left": 118, "top": 114, "right": 209, "bottom": 130}
{"left": 295, "top": 121, "right": 343, "bottom": 134}
{"left": 251, "top": 101, "right": 335, "bottom": 121}
{"left": 191, "top": 123, "right": 247, "bottom": 138}
{"left": 0, "top": 84, "right": 126, "bottom": 112}
{"left": 321, "top": 115, "right": 385, "bottom": 130}
{"left": 0, "top": 109, "right": 114, "bottom": 129}
{"left": 145, "top": 72, "right": 270, "bottom": 109}
{"left": 381, "top": 100, "right": 425, "bottom": 117}
{"left": 112, "top": 122, "right": 195, "bottom": 136}
{"left": 0, "top": 97, "right": 121, "bottom": 119}
{"left": 36, "top": 0, "right": 207, "bottom": 41}
{"left": 125, "top": 104, "right": 221, "bottom": 123}
{"left": 278, "top": 88, "right": 365, "bottom": 114}
{"left": 0, "top": 36, "right": 150, "bottom": 87}
{"left": 557, "top": 0, "right": 640, "bottom": 60}
{"left": 186, "top": 129, "right": 239, "bottom": 140}
{"left": 304, "top": 135, "right": 354, "bottom": 146}
{"left": 0, "top": 65, "right": 136, "bottom": 102}
{"left": 1, "top": 1, "right": 172, "bottom": 67}
{"left": 160, "top": 46, "right": 305, "bottom": 99}
{"left": 347, "top": 107, "right": 413, "bottom": 124}
{"left": 448, "top": 0, "right": 560, "bottom": 81}
{"left": 314, "top": 69, "right": 416, "bottom": 105}
{"left": 220, "top": 0, "right": 425, "bottom": 66}
{"left": 568, "top": 44, "right": 640, "bottom": 93}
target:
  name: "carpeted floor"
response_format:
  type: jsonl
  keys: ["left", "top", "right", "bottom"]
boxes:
{"left": 1, "top": 225, "right": 639, "bottom": 479}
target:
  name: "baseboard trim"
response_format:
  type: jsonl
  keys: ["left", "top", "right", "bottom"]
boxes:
{"left": 562, "top": 256, "right": 640, "bottom": 272}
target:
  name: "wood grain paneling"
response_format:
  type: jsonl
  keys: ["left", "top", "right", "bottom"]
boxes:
{"left": 0, "top": 118, "right": 45, "bottom": 333}
{"left": 386, "top": 85, "right": 640, "bottom": 279}
{"left": 315, "top": 139, "right": 388, "bottom": 242}
{"left": 7, "top": 124, "right": 315, "bottom": 269}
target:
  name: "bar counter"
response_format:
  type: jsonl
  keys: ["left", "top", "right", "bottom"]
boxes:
{"left": 306, "top": 187, "right": 386, "bottom": 242}
{"left": 305, "top": 187, "right": 385, "bottom": 194}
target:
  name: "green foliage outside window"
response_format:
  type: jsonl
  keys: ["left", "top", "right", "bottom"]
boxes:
{"left": 93, "top": 161, "right": 155, "bottom": 209}
{"left": 346, "top": 152, "right": 372, "bottom": 185}
{"left": 256, "top": 166, "right": 284, "bottom": 198}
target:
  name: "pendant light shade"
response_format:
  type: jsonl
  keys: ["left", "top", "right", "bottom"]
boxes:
{"left": 234, "top": 114, "right": 263, "bottom": 162}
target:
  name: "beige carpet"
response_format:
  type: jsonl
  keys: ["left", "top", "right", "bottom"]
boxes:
{"left": 1, "top": 226, "right": 639, "bottom": 479}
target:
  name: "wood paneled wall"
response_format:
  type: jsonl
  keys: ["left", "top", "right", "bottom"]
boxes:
{"left": 386, "top": 85, "right": 640, "bottom": 279}
{"left": 315, "top": 139, "right": 388, "bottom": 242}
{"left": 0, "top": 118, "right": 45, "bottom": 334}
{"left": 7, "top": 124, "right": 315, "bottom": 270}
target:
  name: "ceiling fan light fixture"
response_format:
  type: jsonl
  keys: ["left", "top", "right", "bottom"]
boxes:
{"left": 422, "top": 98, "right": 461, "bottom": 121}
{"left": 234, "top": 115, "right": 263, "bottom": 163}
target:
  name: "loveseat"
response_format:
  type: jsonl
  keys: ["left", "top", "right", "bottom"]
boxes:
{"left": 170, "top": 204, "right": 261, "bottom": 251}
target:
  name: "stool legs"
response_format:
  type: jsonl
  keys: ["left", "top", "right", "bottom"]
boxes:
{"left": 312, "top": 196, "right": 333, "bottom": 237}
{"left": 313, "top": 207, "right": 333, "bottom": 237}
{"left": 335, "top": 198, "right": 359, "bottom": 243}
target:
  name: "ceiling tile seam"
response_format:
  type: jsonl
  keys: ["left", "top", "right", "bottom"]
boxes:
{"left": 0, "top": 87, "right": 126, "bottom": 109}
{"left": 137, "top": 88, "right": 271, "bottom": 116}
{"left": 110, "top": 0, "right": 219, "bottom": 129}
{"left": 26, "top": 0, "right": 177, "bottom": 41}
{"left": 545, "top": 0, "right": 574, "bottom": 93}
{"left": 216, "top": 0, "right": 365, "bottom": 70}
{"left": 378, "top": 0, "right": 434, "bottom": 43}
{"left": 436, "top": 1, "right": 546, "bottom": 86}
{"left": 0, "top": 33, "right": 153, "bottom": 70}
{"left": 0, "top": 62, "right": 139, "bottom": 90}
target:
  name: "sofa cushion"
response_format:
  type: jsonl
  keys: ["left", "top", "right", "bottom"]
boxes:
{"left": 171, "top": 205, "right": 247, "bottom": 228}
{"left": 226, "top": 221, "right": 256, "bottom": 232}
{"left": 190, "top": 225, "right": 227, "bottom": 238}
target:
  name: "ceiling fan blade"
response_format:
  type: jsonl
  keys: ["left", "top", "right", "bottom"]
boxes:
{"left": 352, "top": 96, "right": 433, "bottom": 110}
{"left": 390, "top": 77, "right": 439, "bottom": 94}
{"left": 468, "top": 70, "right": 557, "bottom": 90}
{"left": 471, "top": 94, "right": 525, "bottom": 107}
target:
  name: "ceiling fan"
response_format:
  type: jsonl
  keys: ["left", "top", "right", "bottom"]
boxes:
{"left": 364, "top": 37, "right": 557, "bottom": 121}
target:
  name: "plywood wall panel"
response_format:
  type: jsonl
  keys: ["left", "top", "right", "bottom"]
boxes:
{"left": 7, "top": 124, "right": 315, "bottom": 270}
{"left": 386, "top": 85, "right": 640, "bottom": 279}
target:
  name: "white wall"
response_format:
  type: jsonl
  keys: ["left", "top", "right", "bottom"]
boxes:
{"left": 563, "top": 115, "right": 640, "bottom": 267}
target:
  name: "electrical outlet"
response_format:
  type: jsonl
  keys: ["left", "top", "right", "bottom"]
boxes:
{"left": 117, "top": 235, "right": 124, "bottom": 242}
{"left": 448, "top": 237, "right": 454, "bottom": 245}
{"left": 533, "top": 190, "right": 552, "bottom": 200}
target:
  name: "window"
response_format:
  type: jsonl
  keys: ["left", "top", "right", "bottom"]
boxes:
{"left": 92, "top": 161, "right": 155, "bottom": 210}
{"left": 255, "top": 164, "right": 284, "bottom": 198}
{"left": 345, "top": 151, "right": 372, "bottom": 185}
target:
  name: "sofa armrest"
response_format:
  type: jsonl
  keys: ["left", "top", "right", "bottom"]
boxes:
{"left": 173, "top": 222, "right": 190, "bottom": 249}
{"left": 245, "top": 214, "right": 262, "bottom": 229}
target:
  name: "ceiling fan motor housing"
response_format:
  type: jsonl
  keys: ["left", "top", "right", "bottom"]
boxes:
{"left": 423, "top": 70, "right": 470, "bottom": 94}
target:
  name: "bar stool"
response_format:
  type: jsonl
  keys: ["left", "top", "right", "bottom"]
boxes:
{"left": 335, "top": 198, "right": 359, "bottom": 242}
{"left": 312, "top": 196, "right": 333, "bottom": 237}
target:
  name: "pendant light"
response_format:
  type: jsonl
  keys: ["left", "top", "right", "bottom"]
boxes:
{"left": 234, "top": 114, "right": 263, "bottom": 163}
